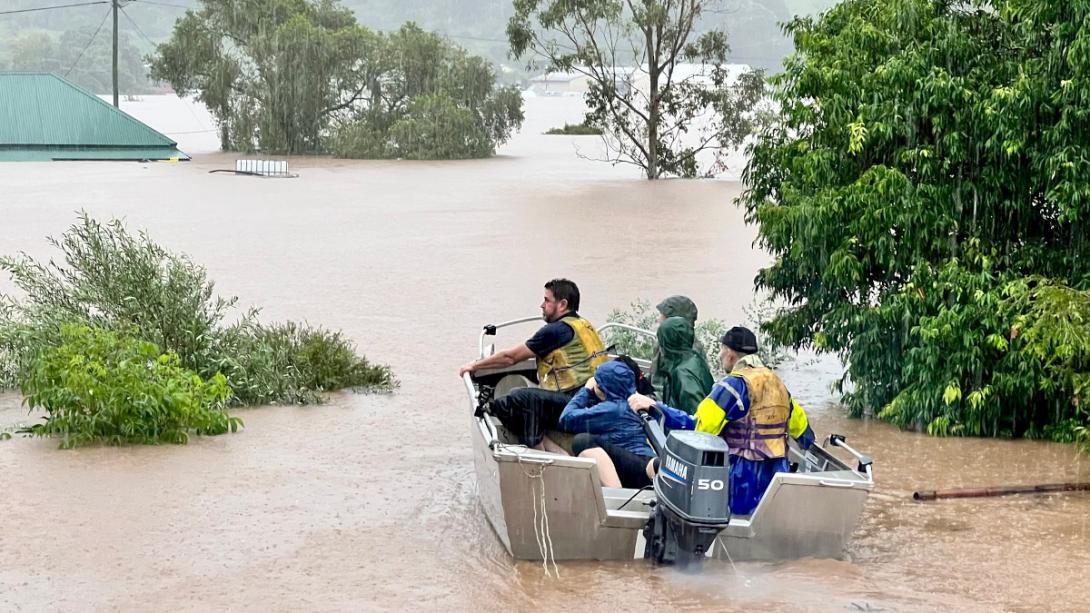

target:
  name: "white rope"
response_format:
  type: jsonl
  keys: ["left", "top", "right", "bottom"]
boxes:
{"left": 714, "top": 534, "right": 752, "bottom": 587}
{"left": 715, "top": 534, "right": 739, "bottom": 574}
{"left": 506, "top": 445, "right": 560, "bottom": 578}
{"left": 538, "top": 467, "right": 560, "bottom": 578}
{"left": 528, "top": 464, "right": 548, "bottom": 570}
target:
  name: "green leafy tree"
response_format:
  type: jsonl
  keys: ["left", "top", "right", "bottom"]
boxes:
{"left": 330, "top": 23, "right": 524, "bottom": 159}
{"left": 150, "top": 0, "right": 377, "bottom": 153}
{"left": 740, "top": 0, "right": 1090, "bottom": 441}
{"left": 507, "top": 0, "right": 766, "bottom": 179}
{"left": 3, "top": 27, "right": 152, "bottom": 94}
{"left": 7, "top": 32, "right": 62, "bottom": 74}
{"left": 150, "top": 2, "right": 522, "bottom": 157}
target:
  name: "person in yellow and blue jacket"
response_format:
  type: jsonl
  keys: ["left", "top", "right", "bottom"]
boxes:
{"left": 628, "top": 326, "right": 815, "bottom": 515}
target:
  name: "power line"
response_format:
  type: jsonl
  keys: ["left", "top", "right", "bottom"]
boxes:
{"left": 0, "top": 1, "right": 107, "bottom": 16}
{"left": 126, "top": 0, "right": 193, "bottom": 9}
{"left": 444, "top": 33, "right": 508, "bottom": 44}
{"left": 118, "top": 5, "right": 157, "bottom": 47}
{"left": 63, "top": 5, "right": 112, "bottom": 78}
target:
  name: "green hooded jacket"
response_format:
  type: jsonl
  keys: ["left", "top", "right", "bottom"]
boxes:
{"left": 656, "top": 316, "right": 715, "bottom": 415}
{"left": 650, "top": 296, "right": 709, "bottom": 391}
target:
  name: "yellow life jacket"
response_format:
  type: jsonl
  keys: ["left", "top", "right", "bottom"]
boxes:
{"left": 536, "top": 316, "right": 609, "bottom": 392}
{"left": 721, "top": 366, "right": 791, "bottom": 460}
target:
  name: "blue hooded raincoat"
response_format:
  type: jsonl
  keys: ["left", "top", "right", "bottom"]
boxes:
{"left": 558, "top": 360, "right": 654, "bottom": 458}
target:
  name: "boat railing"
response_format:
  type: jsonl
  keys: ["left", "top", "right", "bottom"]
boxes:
{"left": 477, "top": 317, "right": 659, "bottom": 360}
{"left": 477, "top": 315, "right": 543, "bottom": 358}
{"left": 827, "top": 434, "right": 874, "bottom": 481}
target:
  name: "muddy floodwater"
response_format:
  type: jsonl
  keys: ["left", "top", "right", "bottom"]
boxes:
{"left": 1, "top": 96, "right": 1088, "bottom": 612}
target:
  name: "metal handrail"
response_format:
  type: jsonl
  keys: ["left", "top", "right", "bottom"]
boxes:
{"left": 827, "top": 434, "right": 874, "bottom": 482}
{"left": 478, "top": 315, "right": 542, "bottom": 358}
{"left": 598, "top": 321, "right": 657, "bottom": 340}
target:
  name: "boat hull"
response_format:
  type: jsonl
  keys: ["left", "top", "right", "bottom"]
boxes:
{"left": 471, "top": 413, "right": 872, "bottom": 562}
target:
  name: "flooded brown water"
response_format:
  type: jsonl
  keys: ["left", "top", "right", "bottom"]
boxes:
{"left": 1, "top": 96, "right": 1088, "bottom": 612}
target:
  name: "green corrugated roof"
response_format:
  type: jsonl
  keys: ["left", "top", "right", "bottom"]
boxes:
{"left": 0, "top": 147, "right": 188, "bottom": 162}
{"left": 0, "top": 73, "right": 189, "bottom": 161}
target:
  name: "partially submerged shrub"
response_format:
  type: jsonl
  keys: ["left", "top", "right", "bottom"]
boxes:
{"left": 22, "top": 324, "right": 240, "bottom": 448}
{"left": 219, "top": 321, "right": 398, "bottom": 405}
{"left": 0, "top": 215, "right": 232, "bottom": 369}
{"left": 545, "top": 122, "right": 602, "bottom": 136}
{"left": 0, "top": 213, "right": 397, "bottom": 410}
{"left": 604, "top": 298, "right": 787, "bottom": 378}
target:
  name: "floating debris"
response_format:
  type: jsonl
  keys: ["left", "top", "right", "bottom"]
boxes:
{"left": 209, "top": 159, "right": 297, "bottom": 178}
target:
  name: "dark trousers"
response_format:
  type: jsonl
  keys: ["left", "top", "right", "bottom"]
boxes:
{"left": 572, "top": 433, "right": 654, "bottom": 489}
{"left": 489, "top": 387, "right": 575, "bottom": 448}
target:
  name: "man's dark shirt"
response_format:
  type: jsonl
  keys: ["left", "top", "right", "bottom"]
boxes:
{"left": 525, "top": 311, "right": 578, "bottom": 358}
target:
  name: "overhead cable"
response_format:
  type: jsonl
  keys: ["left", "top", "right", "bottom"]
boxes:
{"left": 62, "top": 5, "right": 112, "bottom": 78}
{"left": 0, "top": 1, "right": 107, "bottom": 16}
{"left": 119, "top": 5, "right": 157, "bottom": 47}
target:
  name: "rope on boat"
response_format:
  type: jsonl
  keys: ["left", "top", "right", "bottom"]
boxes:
{"left": 714, "top": 534, "right": 739, "bottom": 574}
{"left": 504, "top": 444, "right": 561, "bottom": 578}
{"left": 533, "top": 465, "right": 560, "bottom": 578}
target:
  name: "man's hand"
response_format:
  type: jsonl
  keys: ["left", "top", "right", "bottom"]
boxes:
{"left": 584, "top": 377, "right": 598, "bottom": 391}
{"left": 459, "top": 343, "right": 535, "bottom": 378}
{"left": 458, "top": 361, "right": 477, "bottom": 377}
{"left": 628, "top": 393, "right": 656, "bottom": 413}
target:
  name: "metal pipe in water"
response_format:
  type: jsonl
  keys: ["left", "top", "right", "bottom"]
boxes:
{"left": 913, "top": 482, "right": 1090, "bottom": 501}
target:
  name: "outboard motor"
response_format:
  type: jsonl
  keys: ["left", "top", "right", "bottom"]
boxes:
{"left": 638, "top": 411, "right": 731, "bottom": 570}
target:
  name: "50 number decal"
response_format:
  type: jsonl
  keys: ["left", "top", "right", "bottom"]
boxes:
{"left": 696, "top": 479, "right": 725, "bottom": 491}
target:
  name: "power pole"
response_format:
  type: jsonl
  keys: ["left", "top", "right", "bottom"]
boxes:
{"left": 112, "top": 0, "right": 119, "bottom": 107}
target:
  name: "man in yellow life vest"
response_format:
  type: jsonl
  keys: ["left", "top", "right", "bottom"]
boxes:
{"left": 629, "top": 326, "right": 815, "bottom": 515}
{"left": 459, "top": 279, "right": 609, "bottom": 454}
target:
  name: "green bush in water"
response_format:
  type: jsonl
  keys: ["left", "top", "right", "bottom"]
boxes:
{"left": 545, "top": 122, "right": 603, "bottom": 136}
{"left": 0, "top": 213, "right": 397, "bottom": 405}
{"left": 0, "top": 213, "right": 237, "bottom": 386}
{"left": 219, "top": 321, "right": 398, "bottom": 405}
{"left": 604, "top": 298, "right": 787, "bottom": 378}
{"left": 21, "top": 324, "right": 241, "bottom": 448}
{"left": 386, "top": 92, "right": 494, "bottom": 160}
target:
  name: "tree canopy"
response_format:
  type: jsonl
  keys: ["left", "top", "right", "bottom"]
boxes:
{"left": 2, "top": 26, "right": 153, "bottom": 95}
{"left": 149, "top": 0, "right": 522, "bottom": 158}
{"left": 508, "top": 0, "right": 766, "bottom": 179}
{"left": 741, "top": 0, "right": 1090, "bottom": 443}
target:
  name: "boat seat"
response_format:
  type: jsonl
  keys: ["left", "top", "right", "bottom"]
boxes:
{"left": 545, "top": 430, "right": 577, "bottom": 455}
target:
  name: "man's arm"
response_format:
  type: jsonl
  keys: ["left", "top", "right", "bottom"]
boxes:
{"left": 627, "top": 393, "right": 696, "bottom": 430}
{"left": 557, "top": 387, "right": 612, "bottom": 432}
{"left": 787, "top": 397, "right": 816, "bottom": 450}
{"left": 693, "top": 377, "right": 748, "bottom": 435}
{"left": 458, "top": 343, "right": 535, "bottom": 377}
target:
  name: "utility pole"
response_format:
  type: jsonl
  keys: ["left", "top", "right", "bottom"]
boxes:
{"left": 112, "top": 0, "right": 119, "bottom": 107}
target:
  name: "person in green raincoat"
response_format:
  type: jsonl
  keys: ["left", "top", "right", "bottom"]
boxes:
{"left": 655, "top": 316, "right": 715, "bottom": 415}
{"left": 650, "top": 296, "right": 709, "bottom": 394}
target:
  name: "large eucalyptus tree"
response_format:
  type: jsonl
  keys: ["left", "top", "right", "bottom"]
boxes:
{"left": 507, "top": 0, "right": 766, "bottom": 179}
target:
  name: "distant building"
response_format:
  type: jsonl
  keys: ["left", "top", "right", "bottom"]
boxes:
{"left": 627, "top": 63, "right": 752, "bottom": 94}
{"left": 528, "top": 71, "right": 592, "bottom": 96}
{"left": 0, "top": 73, "right": 189, "bottom": 161}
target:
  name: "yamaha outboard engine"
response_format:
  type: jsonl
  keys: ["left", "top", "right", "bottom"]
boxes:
{"left": 639, "top": 411, "right": 731, "bottom": 570}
